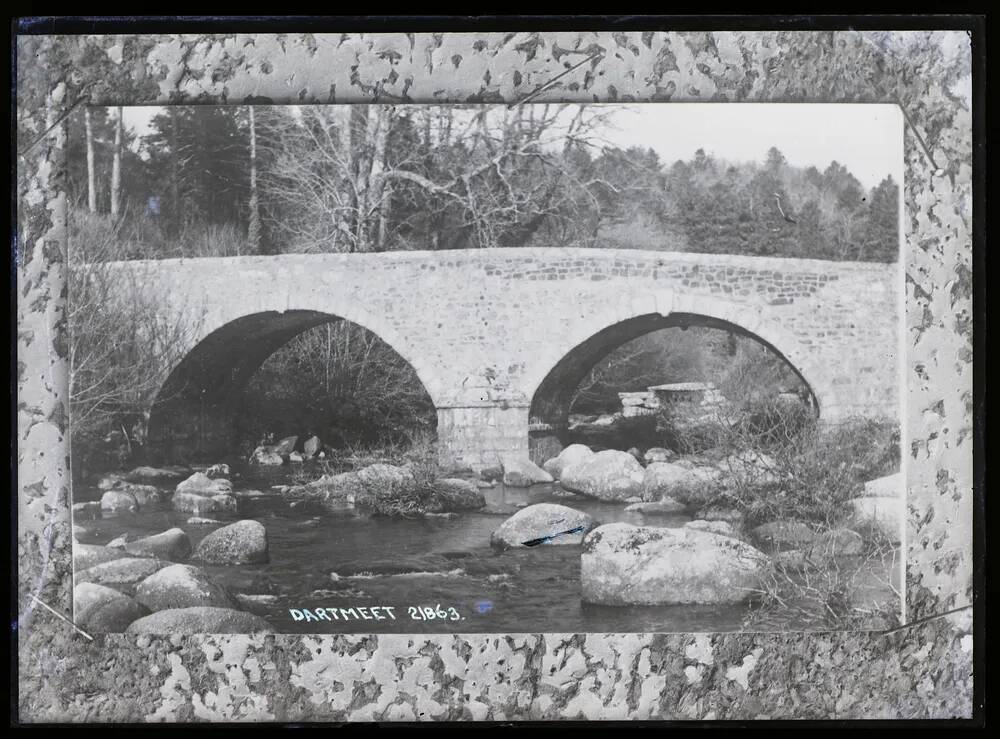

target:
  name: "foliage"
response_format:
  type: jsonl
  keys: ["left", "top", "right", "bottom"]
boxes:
{"left": 354, "top": 460, "right": 443, "bottom": 519}
{"left": 233, "top": 321, "right": 437, "bottom": 452}
{"left": 67, "top": 210, "right": 202, "bottom": 475}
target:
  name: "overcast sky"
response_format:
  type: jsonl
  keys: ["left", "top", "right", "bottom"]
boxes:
{"left": 122, "top": 103, "right": 902, "bottom": 190}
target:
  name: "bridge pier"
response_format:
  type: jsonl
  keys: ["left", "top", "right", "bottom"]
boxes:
{"left": 435, "top": 405, "right": 530, "bottom": 472}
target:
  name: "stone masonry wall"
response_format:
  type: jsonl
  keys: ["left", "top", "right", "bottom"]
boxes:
{"left": 114, "top": 248, "right": 900, "bottom": 468}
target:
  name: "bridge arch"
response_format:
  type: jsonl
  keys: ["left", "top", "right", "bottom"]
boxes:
{"left": 145, "top": 297, "right": 441, "bottom": 463}
{"left": 525, "top": 291, "right": 839, "bottom": 443}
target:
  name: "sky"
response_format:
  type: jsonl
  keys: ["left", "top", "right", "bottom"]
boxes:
{"left": 122, "top": 103, "right": 902, "bottom": 190}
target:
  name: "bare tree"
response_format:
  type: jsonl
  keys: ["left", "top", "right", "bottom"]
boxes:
{"left": 84, "top": 107, "right": 97, "bottom": 214}
{"left": 247, "top": 106, "right": 262, "bottom": 253}
{"left": 68, "top": 210, "right": 202, "bottom": 466}
{"left": 110, "top": 106, "right": 123, "bottom": 218}
{"left": 258, "top": 104, "right": 618, "bottom": 254}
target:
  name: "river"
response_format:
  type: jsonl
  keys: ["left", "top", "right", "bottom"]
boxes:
{"left": 73, "top": 461, "right": 899, "bottom": 633}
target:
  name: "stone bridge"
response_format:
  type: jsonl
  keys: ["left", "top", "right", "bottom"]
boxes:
{"left": 108, "top": 247, "right": 901, "bottom": 470}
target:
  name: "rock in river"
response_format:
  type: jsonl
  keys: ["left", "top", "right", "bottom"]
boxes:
{"left": 193, "top": 520, "right": 269, "bottom": 564}
{"left": 642, "top": 462, "right": 721, "bottom": 503}
{"left": 432, "top": 478, "right": 486, "bottom": 511}
{"left": 560, "top": 449, "right": 645, "bottom": 501}
{"left": 581, "top": 522, "right": 768, "bottom": 605}
{"left": 172, "top": 492, "right": 236, "bottom": 516}
{"left": 74, "top": 583, "right": 149, "bottom": 633}
{"left": 501, "top": 458, "right": 554, "bottom": 487}
{"left": 205, "top": 463, "right": 231, "bottom": 479}
{"left": 126, "top": 607, "right": 274, "bottom": 634}
{"left": 176, "top": 472, "right": 233, "bottom": 496}
{"left": 74, "top": 543, "right": 129, "bottom": 571}
{"left": 135, "top": 564, "right": 237, "bottom": 611}
{"left": 643, "top": 447, "right": 676, "bottom": 465}
{"left": 541, "top": 444, "right": 594, "bottom": 480}
{"left": 251, "top": 446, "right": 285, "bottom": 466}
{"left": 124, "top": 527, "right": 192, "bottom": 561}
{"left": 100, "top": 490, "right": 138, "bottom": 513}
{"left": 75, "top": 557, "right": 170, "bottom": 596}
{"left": 490, "top": 503, "right": 598, "bottom": 551}
{"left": 303, "top": 435, "right": 323, "bottom": 458}
{"left": 273, "top": 435, "right": 299, "bottom": 456}
{"left": 124, "top": 466, "right": 189, "bottom": 483}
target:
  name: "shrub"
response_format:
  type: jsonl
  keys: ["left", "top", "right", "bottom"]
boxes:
{"left": 354, "top": 460, "right": 444, "bottom": 518}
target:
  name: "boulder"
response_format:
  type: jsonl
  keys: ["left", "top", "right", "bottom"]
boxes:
{"left": 135, "top": 564, "right": 237, "bottom": 611}
{"left": 684, "top": 519, "right": 741, "bottom": 539}
{"left": 642, "top": 462, "right": 721, "bottom": 503}
{"left": 560, "top": 450, "right": 645, "bottom": 501}
{"left": 172, "top": 491, "right": 234, "bottom": 516}
{"left": 501, "top": 458, "right": 554, "bottom": 487}
{"left": 580, "top": 523, "right": 769, "bottom": 605}
{"left": 862, "top": 472, "right": 903, "bottom": 498}
{"left": 272, "top": 435, "right": 298, "bottom": 456}
{"left": 848, "top": 496, "right": 902, "bottom": 543}
{"left": 74, "top": 583, "right": 149, "bottom": 633}
{"left": 624, "top": 497, "right": 686, "bottom": 515}
{"left": 750, "top": 521, "right": 817, "bottom": 550}
{"left": 75, "top": 557, "right": 170, "bottom": 596}
{"left": 72, "top": 501, "right": 102, "bottom": 521}
{"left": 205, "top": 463, "right": 230, "bottom": 479}
{"left": 808, "top": 528, "right": 865, "bottom": 559}
{"left": 176, "top": 472, "right": 233, "bottom": 496}
{"left": 643, "top": 447, "right": 675, "bottom": 465}
{"left": 433, "top": 479, "right": 487, "bottom": 511}
{"left": 303, "top": 435, "right": 323, "bottom": 458}
{"left": 490, "top": 503, "right": 598, "bottom": 551}
{"left": 74, "top": 543, "right": 129, "bottom": 571}
{"left": 100, "top": 490, "right": 138, "bottom": 513}
{"left": 251, "top": 446, "right": 285, "bottom": 466}
{"left": 98, "top": 473, "right": 126, "bottom": 491}
{"left": 126, "top": 607, "right": 274, "bottom": 634}
{"left": 626, "top": 447, "right": 642, "bottom": 462}
{"left": 120, "top": 484, "right": 162, "bottom": 508}
{"left": 106, "top": 534, "right": 135, "bottom": 549}
{"left": 541, "top": 444, "right": 594, "bottom": 480}
{"left": 193, "top": 520, "right": 269, "bottom": 564}
{"left": 124, "top": 528, "right": 192, "bottom": 561}
{"left": 124, "top": 466, "right": 188, "bottom": 483}
{"left": 356, "top": 463, "right": 415, "bottom": 489}
{"left": 289, "top": 451, "right": 305, "bottom": 463}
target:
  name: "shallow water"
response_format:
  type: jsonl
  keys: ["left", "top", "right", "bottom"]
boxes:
{"left": 73, "top": 462, "right": 898, "bottom": 633}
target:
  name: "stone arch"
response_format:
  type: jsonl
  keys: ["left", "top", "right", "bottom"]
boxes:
{"left": 145, "top": 301, "right": 440, "bottom": 463}
{"left": 525, "top": 290, "right": 838, "bottom": 434}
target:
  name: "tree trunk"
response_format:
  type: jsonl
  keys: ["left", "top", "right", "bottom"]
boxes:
{"left": 372, "top": 107, "right": 392, "bottom": 251}
{"left": 84, "top": 108, "right": 97, "bottom": 213}
{"left": 169, "top": 107, "right": 180, "bottom": 235}
{"left": 110, "top": 106, "right": 123, "bottom": 218}
{"left": 247, "top": 107, "right": 262, "bottom": 254}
